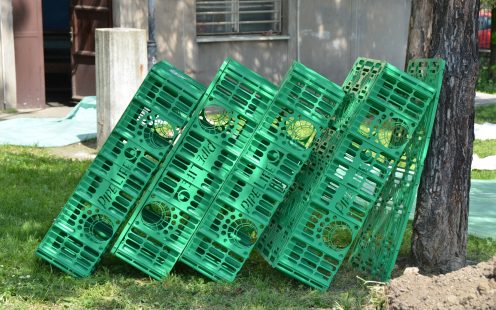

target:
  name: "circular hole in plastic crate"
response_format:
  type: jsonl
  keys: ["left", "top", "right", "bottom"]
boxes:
{"left": 200, "top": 105, "right": 230, "bottom": 132}
{"left": 142, "top": 202, "right": 171, "bottom": 230}
{"left": 153, "top": 119, "right": 175, "bottom": 139}
{"left": 285, "top": 118, "right": 316, "bottom": 148}
{"left": 228, "top": 219, "right": 258, "bottom": 248}
{"left": 267, "top": 150, "right": 281, "bottom": 162}
{"left": 359, "top": 149, "right": 374, "bottom": 163}
{"left": 124, "top": 148, "right": 139, "bottom": 160}
{"left": 323, "top": 221, "right": 352, "bottom": 250}
{"left": 84, "top": 214, "right": 114, "bottom": 242}
{"left": 177, "top": 190, "right": 191, "bottom": 202}
{"left": 143, "top": 118, "right": 173, "bottom": 149}
{"left": 379, "top": 118, "right": 409, "bottom": 149}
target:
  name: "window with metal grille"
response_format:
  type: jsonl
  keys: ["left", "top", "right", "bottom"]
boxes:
{"left": 196, "top": 0, "right": 282, "bottom": 36}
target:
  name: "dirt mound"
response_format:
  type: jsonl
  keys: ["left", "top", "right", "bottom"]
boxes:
{"left": 388, "top": 257, "right": 496, "bottom": 309}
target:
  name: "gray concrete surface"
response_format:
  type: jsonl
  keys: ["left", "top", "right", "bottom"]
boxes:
{"left": 0, "top": 106, "right": 72, "bottom": 120}
{"left": 475, "top": 92, "right": 496, "bottom": 106}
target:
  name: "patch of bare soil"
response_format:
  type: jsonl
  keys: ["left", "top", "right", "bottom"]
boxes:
{"left": 388, "top": 257, "right": 496, "bottom": 309}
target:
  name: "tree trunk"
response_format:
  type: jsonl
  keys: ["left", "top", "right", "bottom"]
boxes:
{"left": 489, "top": 7, "right": 496, "bottom": 80}
{"left": 407, "top": 0, "right": 479, "bottom": 273}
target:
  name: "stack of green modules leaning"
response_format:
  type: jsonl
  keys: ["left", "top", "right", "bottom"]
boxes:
{"left": 178, "top": 62, "right": 345, "bottom": 282}
{"left": 256, "top": 57, "right": 436, "bottom": 291}
{"left": 349, "top": 58, "right": 445, "bottom": 281}
{"left": 111, "top": 58, "right": 278, "bottom": 279}
{"left": 36, "top": 61, "right": 206, "bottom": 277}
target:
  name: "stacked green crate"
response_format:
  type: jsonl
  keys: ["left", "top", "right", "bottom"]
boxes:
{"left": 36, "top": 61, "right": 206, "bottom": 277}
{"left": 348, "top": 58, "right": 445, "bottom": 281}
{"left": 256, "top": 59, "right": 391, "bottom": 268}
{"left": 111, "top": 58, "right": 279, "bottom": 280}
{"left": 256, "top": 58, "right": 436, "bottom": 290}
{"left": 179, "top": 62, "right": 345, "bottom": 282}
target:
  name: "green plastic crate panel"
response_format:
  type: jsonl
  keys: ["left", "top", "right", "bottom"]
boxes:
{"left": 348, "top": 58, "right": 445, "bottom": 281}
{"left": 256, "top": 58, "right": 436, "bottom": 291}
{"left": 232, "top": 155, "right": 295, "bottom": 199}
{"left": 218, "top": 166, "right": 283, "bottom": 224}
{"left": 89, "top": 137, "right": 159, "bottom": 191}
{"left": 111, "top": 58, "right": 279, "bottom": 280}
{"left": 254, "top": 64, "right": 345, "bottom": 160}
{"left": 179, "top": 62, "right": 346, "bottom": 283}
{"left": 342, "top": 97, "right": 425, "bottom": 157}
{"left": 208, "top": 62, "right": 275, "bottom": 121}
{"left": 165, "top": 154, "right": 225, "bottom": 194}
{"left": 256, "top": 182, "right": 307, "bottom": 262}
{"left": 151, "top": 168, "right": 219, "bottom": 219}
{"left": 274, "top": 211, "right": 361, "bottom": 291}
{"left": 173, "top": 129, "right": 239, "bottom": 178}
{"left": 185, "top": 104, "right": 262, "bottom": 156}
{"left": 243, "top": 133, "right": 306, "bottom": 177}
{"left": 329, "top": 133, "right": 399, "bottom": 181}
{"left": 71, "top": 170, "right": 141, "bottom": 219}
{"left": 180, "top": 198, "right": 265, "bottom": 282}
{"left": 342, "top": 58, "right": 385, "bottom": 100}
{"left": 111, "top": 188, "right": 212, "bottom": 280}
{"left": 259, "top": 196, "right": 362, "bottom": 291}
{"left": 36, "top": 194, "right": 123, "bottom": 277}
{"left": 36, "top": 61, "right": 206, "bottom": 278}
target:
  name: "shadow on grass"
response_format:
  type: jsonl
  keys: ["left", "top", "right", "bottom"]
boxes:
{"left": 0, "top": 145, "right": 370, "bottom": 309}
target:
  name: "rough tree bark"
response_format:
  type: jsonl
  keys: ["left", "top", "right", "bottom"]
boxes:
{"left": 406, "top": 0, "right": 479, "bottom": 273}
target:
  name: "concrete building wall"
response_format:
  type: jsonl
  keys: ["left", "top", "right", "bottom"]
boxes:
{"left": 113, "top": 0, "right": 148, "bottom": 30}
{"left": 299, "top": 0, "right": 411, "bottom": 84}
{"left": 150, "top": 0, "right": 411, "bottom": 86}
{"left": 155, "top": 0, "right": 198, "bottom": 78}
{"left": 352, "top": 0, "right": 412, "bottom": 73}
{"left": 298, "top": 0, "right": 354, "bottom": 84}
{"left": 0, "top": 0, "right": 16, "bottom": 110}
{"left": 0, "top": 0, "right": 412, "bottom": 109}
{"left": 155, "top": 0, "right": 296, "bottom": 85}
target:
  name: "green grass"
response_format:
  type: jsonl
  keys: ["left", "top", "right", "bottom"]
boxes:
{"left": 1, "top": 144, "right": 495, "bottom": 309}
{"left": 475, "top": 104, "right": 496, "bottom": 124}
{"left": 472, "top": 170, "right": 496, "bottom": 180}
{"left": 472, "top": 139, "right": 496, "bottom": 180}
{"left": 473, "top": 139, "right": 496, "bottom": 158}
{"left": 396, "top": 222, "right": 496, "bottom": 262}
{"left": 2, "top": 107, "right": 18, "bottom": 114}
{"left": 476, "top": 56, "right": 496, "bottom": 94}
{"left": 473, "top": 103, "right": 496, "bottom": 179}
{"left": 0, "top": 145, "right": 370, "bottom": 309}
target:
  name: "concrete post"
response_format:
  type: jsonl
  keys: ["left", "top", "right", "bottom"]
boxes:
{"left": 96, "top": 28, "right": 147, "bottom": 149}
{"left": 0, "top": 0, "right": 17, "bottom": 110}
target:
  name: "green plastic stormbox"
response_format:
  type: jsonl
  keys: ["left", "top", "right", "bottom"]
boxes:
{"left": 179, "top": 62, "right": 346, "bottom": 282}
{"left": 256, "top": 58, "right": 436, "bottom": 291}
{"left": 35, "top": 61, "right": 206, "bottom": 277}
{"left": 110, "top": 58, "right": 278, "bottom": 280}
{"left": 348, "top": 58, "right": 445, "bottom": 281}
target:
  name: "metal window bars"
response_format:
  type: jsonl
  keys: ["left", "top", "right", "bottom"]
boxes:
{"left": 196, "top": 0, "right": 282, "bottom": 35}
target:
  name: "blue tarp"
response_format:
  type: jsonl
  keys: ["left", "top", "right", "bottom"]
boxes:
{"left": 0, "top": 97, "right": 96, "bottom": 147}
{"left": 468, "top": 180, "right": 496, "bottom": 239}
{"left": 410, "top": 179, "right": 496, "bottom": 239}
